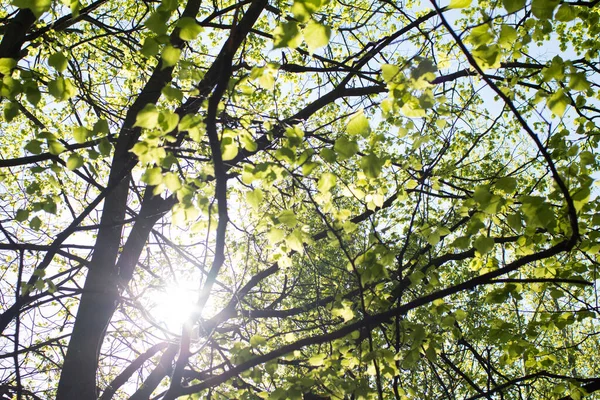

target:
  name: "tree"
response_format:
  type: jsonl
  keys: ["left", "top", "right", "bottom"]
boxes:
{"left": 1, "top": 0, "right": 600, "bottom": 398}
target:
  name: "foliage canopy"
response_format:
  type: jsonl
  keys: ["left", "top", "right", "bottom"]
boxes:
{"left": 1, "top": 0, "right": 600, "bottom": 399}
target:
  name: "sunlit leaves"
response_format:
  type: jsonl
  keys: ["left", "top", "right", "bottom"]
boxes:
{"left": 334, "top": 136, "right": 358, "bottom": 160}
{"left": 134, "top": 104, "right": 160, "bottom": 129}
{"left": 161, "top": 45, "right": 181, "bottom": 69}
{"left": 72, "top": 126, "right": 89, "bottom": 144}
{"left": 474, "top": 235, "right": 495, "bottom": 255}
{"left": 142, "top": 167, "right": 163, "bottom": 186}
{"left": 66, "top": 153, "right": 84, "bottom": 170}
{"left": 317, "top": 172, "right": 337, "bottom": 193}
{"left": 555, "top": 4, "right": 578, "bottom": 22}
{"left": 547, "top": 89, "right": 569, "bottom": 117}
{"left": 177, "top": 17, "right": 202, "bottom": 41}
{"left": 12, "top": 0, "right": 51, "bottom": 18}
{"left": 360, "top": 153, "right": 384, "bottom": 179}
{"left": 273, "top": 21, "right": 302, "bottom": 49}
{"left": 48, "top": 78, "right": 77, "bottom": 101}
{"left": 303, "top": 19, "right": 331, "bottom": 54}
{"left": 48, "top": 52, "right": 68, "bottom": 72}
{"left": 346, "top": 110, "right": 370, "bottom": 137}
{"left": 0, "top": 58, "right": 17, "bottom": 75}
{"left": 145, "top": 12, "right": 170, "bottom": 35}
{"left": 449, "top": 0, "right": 471, "bottom": 9}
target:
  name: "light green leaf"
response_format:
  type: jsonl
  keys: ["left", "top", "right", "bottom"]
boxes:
{"left": 250, "top": 335, "right": 267, "bottom": 347}
{"left": 246, "top": 188, "right": 263, "bottom": 210}
{"left": 273, "top": 21, "right": 302, "bottom": 49}
{"left": 495, "top": 177, "right": 517, "bottom": 193}
{"left": 163, "top": 172, "right": 181, "bottom": 191}
{"left": 25, "top": 85, "right": 41, "bottom": 105}
{"left": 547, "top": 89, "right": 569, "bottom": 117}
{"left": 177, "top": 17, "right": 203, "bottom": 41}
{"left": 0, "top": 58, "right": 17, "bottom": 75}
{"left": 308, "top": 353, "right": 326, "bottom": 366}
{"left": 159, "top": 111, "right": 180, "bottom": 133}
{"left": 317, "top": 172, "right": 337, "bottom": 193}
{"left": 278, "top": 210, "right": 297, "bottom": 228}
{"left": 12, "top": 0, "right": 51, "bottom": 18}
{"left": 221, "top": 137, "right": 238, "bottom": 161}
{"left": 555, "top": 4, "right": 578, "bottom": 21}
{"left": 141, "top": 37, "right": 160, "bottom": 58}
{"left": 346, "top": 110, "right": 370, "bottom": 137}
{"left": 144, "top": 12, "right": 169, "bottom": 35}
{"left": 142, "top": 167, "right": 163, "bottom": 186}
{"left": 48, "top": 52, "right": 68, "bottom": 72}
{"left": 449, "top": 0, "right": 471, "bottom": 9}
{"left": 134, "top": 104, "right": 159, "bottom": 129}
{"left": 303, "top": 19, "right": 331, "bottom": 54}
{"left": 72, "top": 126, "right": 89, "bottom": 144}
{"left": 334, "top": 136, "right": 359, "bottom": 160}
{"left": 48, "top": 78, "right": 78, "bottom": 101}
{"left": 360, "top": 153, "right": 384, "bottom": 179}
{"left": 47, "top": 140, "right": 66, "bottom": 155}
{"left": 66, "top": 153, "right": 84, "bottom": 170}
{"left": 161, "top": 45, "right": 181, "bottom": 69}
{"left": 381, "top": 64, "right": 400, "bottom": 83}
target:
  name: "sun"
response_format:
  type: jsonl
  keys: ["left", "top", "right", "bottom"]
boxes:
{"left": 149, "top": 282, "right": 199, "bottom": 332}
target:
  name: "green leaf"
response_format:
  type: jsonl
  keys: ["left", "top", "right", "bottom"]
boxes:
{"left": 12, "top": 0, "right": 51, "bottom": 18}
{"left": 474, "top": 236, "right": 495, "bottom": 255}
{"left": 381, "top": 64, "right": 400, "bottom": 83}
{"left": 317, "top": 172, "right": 337, "bottom": 193}
{"left": 308, "top": 353, "right": 326, "bottom": 366}
{"left": 334, "top": 136, "right": 359, "bottom": 160}
{"left": 502, "top": 0, "right": 525, "bottom": 13}
{"left": 72, "top": 126, "right": 89, "bottom": 143}
{"left": 66, "top": 153, "right": 84, "bottom": 170}
{"left": 159, "top": 173, "right": 178, "bottom": 192}
{"left": 547, "top": 89, "right": 569, "bottom": 117}
{"left": 47, "top": 140, "right": 66, "bottom": 155}
{"left": 449, "top": 0, "right": 471, "bottom": 9}
{"left": 177, "top": 17, "right": 202, "bottom": 41}
{"left": 15, "top": 209, "right": 29, "bottom": 222}
{"left": 48, "top": 52, "right": 68, "bottom": 72}
{"left": 0, "top": 58, "right": 17, "bottom": 75}
{"left": 3, "top": 102, "right": 19, "bottom": 122}
{"left": 221, "top": 137, "right": 238, "bottom": 161}
{"left": 144, "top": 12, "right": 169, "bottom": 35}
{"left": 303, "top": 19, "right": 331, "bottom": 54}
{"left": 495, "top": 177, "right": 517, "bottom": 193}
{"left": 25, "top": 140, "right": 43, "bottom": 154}
{"left": 346, "top": 110, "right": 371, "bottom": 137}
{"left": 555, "top": 4, "right": 578, "bottom": 21}
{"left": 360, "top": 153, "right": 384, "bottom": 179}
{"left": 158, "top": 110, "right": 180, "bottom": 133}
{"left": 531, "top": 0, "right": 560, "bottom": 19}
{"left": 273, "top": 21, "right": 302, "bottom": 49}
{"left": 250, "top": 335, "right": 267, "bottom": 347}
{"left": 141, "top": 37, "right": 160, "bottom": 58}
{"left": 29, "top": 216, "right": 42, "bottom": 231}
{"left": 48, "top": 78, "right": 78, "bottom": 101}
{"left": 161, "top": 45, "right": 181, "bottom": 69}
{"left": 246, "top": 188, "right": 263, "bottom": 209}
{"left": 25, "top": 85, "right": 41, "bottom": 105}
{"left": 98, "top": 138, "right": 112, "bottom": 156}
{"left": 162, "top": 85, "right": 183, "bottom": 101}
{"left": 278, "top": 210, "right": 297, "bottom": 228}
{"left": 134, "top": 104, "right": 160, "bottom": 129}
{"left": 142, "top": 167, "right": 163, "bottom": 186}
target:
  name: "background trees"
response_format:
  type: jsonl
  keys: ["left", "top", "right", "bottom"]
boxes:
{"left": 1, "top": 0, "right": 600, "bottom": 398}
